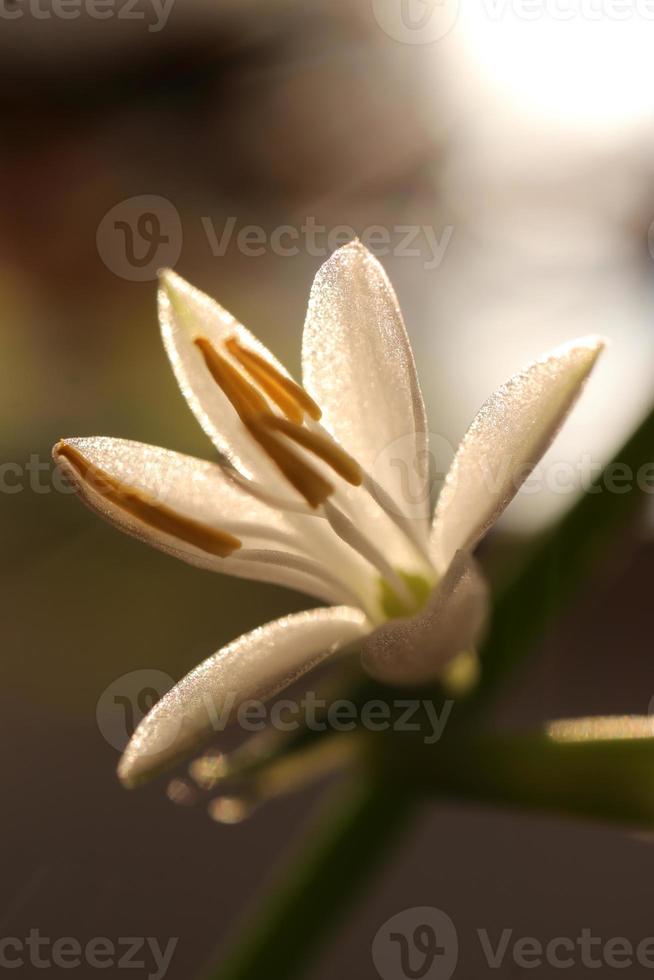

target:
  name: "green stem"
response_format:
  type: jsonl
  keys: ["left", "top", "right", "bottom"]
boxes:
{"left": 205, "top": 779, "right": 415, "bottom": 980}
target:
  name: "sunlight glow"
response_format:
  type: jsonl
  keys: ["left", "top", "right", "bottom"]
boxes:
{"left": 457, "top": 4, "right": 654, "bottom": 130}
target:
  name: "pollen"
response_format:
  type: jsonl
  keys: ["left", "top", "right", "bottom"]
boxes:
{"left": 225, "top": 335, "right": 322, "bottom": 422}
{"left": 56, "top": 442, "right": 241, "bottom": 558}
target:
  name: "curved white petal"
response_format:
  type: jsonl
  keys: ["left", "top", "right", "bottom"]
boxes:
{"left": 227, "top": 551, "right": 364, "bottom": 608}
{"left": 159, "top": 270, "right": 297, "bottom": 491}
{"left": 52, "top": 436, "right": 350, "bottom": 605}
{"left": 430, "top": 336, "right": 605, "bottom": 572}
{"left": 302, "top": 241, "right": 430, "bottom": 527}
{"left": 118, "top": 606, "right": 370, "bottom": 786}
{"left": 361, "top": 552, "right": 489, "bottom": 686}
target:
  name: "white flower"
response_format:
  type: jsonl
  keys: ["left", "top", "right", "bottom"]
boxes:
{"left": 53, "top": 242, "right": 603, "bottom": 786}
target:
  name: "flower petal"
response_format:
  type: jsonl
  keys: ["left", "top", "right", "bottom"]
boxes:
{"left": 117, "top": 606, "right": 370, "bottom": 786}
{"left": 159, "top": 270, "right": 299, "bottom": 490}
{"left": 430, "top": 336, "right": 605, "bottom": 571}
{"left": 52, "top": 436, "right": 355, "bottom": 605}
{"left": 361, "top": 552, "right": 489, "bottom": 686}
{"left": 301, "top": 241, "right": 430, "bottom": 526}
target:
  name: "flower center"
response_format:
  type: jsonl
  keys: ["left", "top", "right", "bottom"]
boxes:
{"left": 378, "top": 570, "right": 432, "bottom": 620}
{"left": 193, "top": 334, "right": 435, "bottom": 616}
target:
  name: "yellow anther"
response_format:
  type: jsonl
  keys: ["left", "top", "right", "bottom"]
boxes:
{"left": 56, "top": 442, "right": 241, "bottom": 558}
{"left": 225, "top": 335, "right": 322, "bottom": 422}
{"left": 244, "top": 417, "right": 334, "bottom": 508}
{"left": 194, "top": 335, "right": 358, "bottom": 508}
{"left": 194, "top": 337, "right": 268, "bottom": 419}
{"left": 261, "top": 416, "right": 362, "bottom": 486}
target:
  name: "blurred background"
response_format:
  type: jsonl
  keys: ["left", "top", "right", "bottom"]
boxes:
{"left": 3, "top": 0, "right": 654, "bottom": 976}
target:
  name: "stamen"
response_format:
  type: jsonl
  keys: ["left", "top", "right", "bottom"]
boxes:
{"left": 322, "top": 500, "right": 416, "bottom": 610}
{"left": 234, "top": 548, "right": 364, "bottom": 608}
{"left": 194, "top": 337, "right": 268, "bottom": 419}
{"left": 361, "top": 471, "right": 432, "bottom": 566}
{"left": 225, "top": 336, "right": 321, "bottom": 422}
{"left": 56, "top": 443, "right": 241, "bottom": 558}
{"left": 260, "top": 416, "right": 362, "bottom": 486}
{"left": 244, "top": 418, "right": 334, "bottom": 508}
{"left": 221, "top": 461, "right": 312, "bottom": 514}
{"left": 195, "top": 336, "right": 334, "bottom": 508}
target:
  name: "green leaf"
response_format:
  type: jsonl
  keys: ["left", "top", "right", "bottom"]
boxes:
{"left": 408, "top": 718, "right": 654, "bottom": 828}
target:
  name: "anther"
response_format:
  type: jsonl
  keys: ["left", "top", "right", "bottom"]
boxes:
{"left": 55, "top": 442, "right": 241, "bottom": 558}
{"left": 244, "top": 417, "right": 334, "bottom": 508}
{"left": 225, "top": 335, "right": 322, "bottom": 422}
{"left": 194, "top": 337, "right": 268, "bottom": 419}
{"left": 260, "top": 416, "right": 362, "bottom": 486}
{"left": 195, "top": 336, "right": 334, "bottom": 508}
